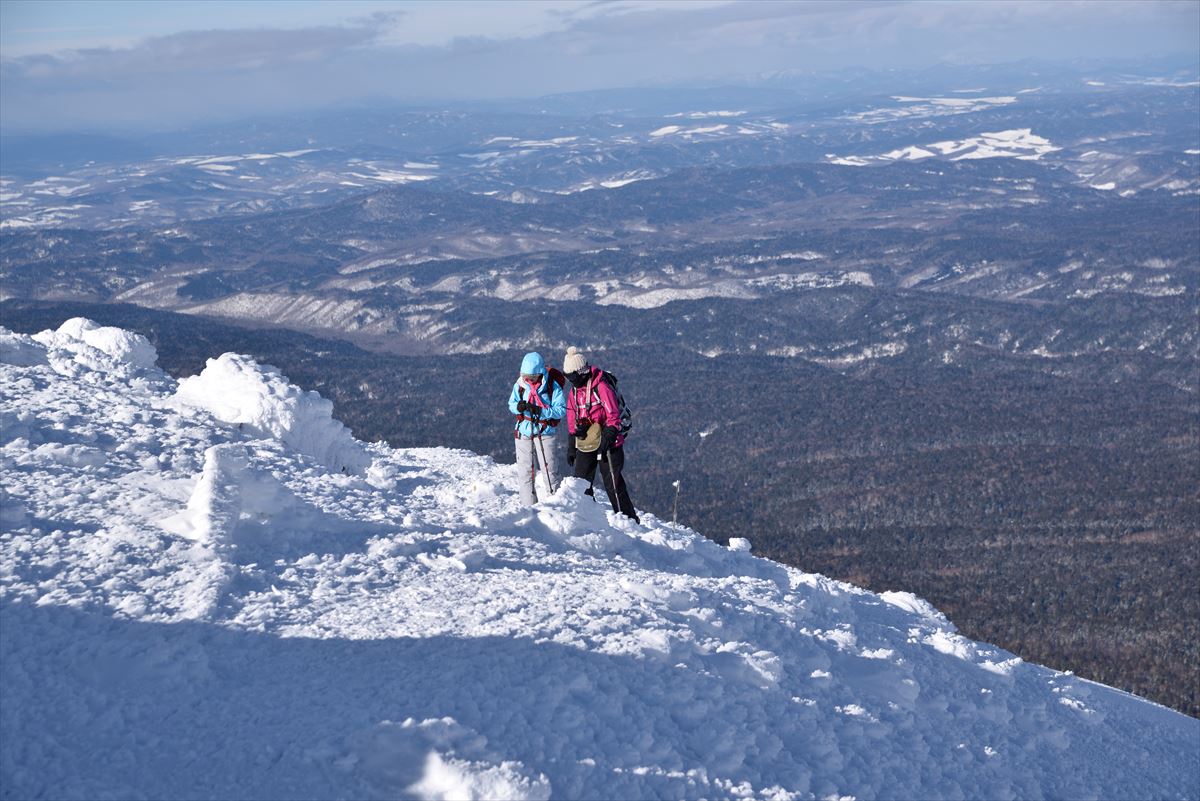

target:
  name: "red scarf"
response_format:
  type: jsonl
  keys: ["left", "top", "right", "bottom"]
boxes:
{"left": 524, "top": 377, "right": 546, "bottom": 408}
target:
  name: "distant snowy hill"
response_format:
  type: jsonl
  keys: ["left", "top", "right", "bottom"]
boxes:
{"left": 2, "top": 319, "right": 1197, "bottom": 801}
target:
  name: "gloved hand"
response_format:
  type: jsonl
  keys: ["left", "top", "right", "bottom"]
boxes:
{"left": 599, "top": 426, "right": 618, "bottom": 454}
{"left": 527, "top": 405, "right": 541, "bottom": 418}
{"left": 572, "top": 420, "right": 590, "bottom": 437}
{"left": 566, "top": 439, "right": 577, "bottom": 466}
{"left": 516, "top": 400, "right": 529, "bottom": 413}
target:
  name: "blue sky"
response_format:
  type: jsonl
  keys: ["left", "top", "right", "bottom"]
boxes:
{"left": 2, "top": 0, "right": 1197, "bottom": 132}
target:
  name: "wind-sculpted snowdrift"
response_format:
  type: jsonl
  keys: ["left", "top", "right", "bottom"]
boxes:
{"left": 173, "top": 351, "right": 372, "bottom": 474}
{"left": 1, "top": 319, "right": 1197, "bottom": 801}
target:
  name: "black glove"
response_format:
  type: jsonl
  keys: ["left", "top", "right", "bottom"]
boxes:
{"left": 528, "top": 405, "right": 541, "bottom": 418}
{"left": 572, "top": 420, "right": 589, "bottom": 437}
{"left": 599, "top": 426, "right": 617, "bottom": 454}
{"left": 516, "top": 400, "right": 528, "bottom": 413}
{"left": 566, "top": 439, "right": 577, "bottom": 466}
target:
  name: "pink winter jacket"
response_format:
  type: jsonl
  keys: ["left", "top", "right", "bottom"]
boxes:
{"left": 566, "top": 366, "right": 625, "bottom": 449}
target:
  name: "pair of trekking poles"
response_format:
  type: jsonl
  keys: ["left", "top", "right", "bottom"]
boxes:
{"left": 527, "top": 429, "right": 621, "bottom": 515}
{"left": 519, "top": 389, "right": 559, "bottom": 498}
{"left": 519, "top": 386, "right": 620, "bottom": 514}
{"left": 585, "top": 443, "right": 621, "bottom": 514}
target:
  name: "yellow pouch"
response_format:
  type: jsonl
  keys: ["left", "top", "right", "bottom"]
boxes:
{"left": 575, "top": 422, "right": 602, "bottom": 453}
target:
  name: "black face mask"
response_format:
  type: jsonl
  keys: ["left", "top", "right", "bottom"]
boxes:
{"left": 568, "top": 370, "right": 589, "bottom": 388}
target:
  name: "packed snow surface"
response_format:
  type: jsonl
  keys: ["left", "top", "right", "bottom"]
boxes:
{"left": 2, "top": 320, "right": 1198, "bottom": 801}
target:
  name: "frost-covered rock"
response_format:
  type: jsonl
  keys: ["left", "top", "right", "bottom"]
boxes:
{"left": 1, "top": 321, "right": 1198, "bottom": 801}
{"left": 173, "top": 352, "right": 371, "bottom": 473}
{"left": 31, "top": 317, "right": 158, "bottom": 376}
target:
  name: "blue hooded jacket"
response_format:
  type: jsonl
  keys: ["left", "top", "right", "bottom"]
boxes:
{"left": 508, "top": 352, "right": 566, "bottom": 438}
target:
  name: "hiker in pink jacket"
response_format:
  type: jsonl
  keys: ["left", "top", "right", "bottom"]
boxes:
{"left": 562, "top": 346, "right": 638, "bottom": 522}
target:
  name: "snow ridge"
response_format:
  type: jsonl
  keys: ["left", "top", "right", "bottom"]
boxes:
{"left": 2, "top": 320, "right": 1197, "bottom": 801}
{"left": 173, "top": 352, "right": 371, "bottom": 473}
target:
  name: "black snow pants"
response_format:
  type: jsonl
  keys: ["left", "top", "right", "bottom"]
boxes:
{"left": 574, "top": 444, "right": 638, "bottom": 522}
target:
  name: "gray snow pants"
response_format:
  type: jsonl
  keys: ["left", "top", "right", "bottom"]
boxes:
{"left": 515, "top": 434, "right": 558, "bottom": 506}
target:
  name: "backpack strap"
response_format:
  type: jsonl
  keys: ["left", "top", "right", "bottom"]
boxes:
{"left": 543, "top": 369, "right": 563, "bottom": 429}
{"left": 514, "top": 386, "right": 525, "bottom": 438}
{"left": 515, "top": 380, "right": 554, "bottom": 435}
{"left": 587, "top": 371, "right": 610, "bottom": 425}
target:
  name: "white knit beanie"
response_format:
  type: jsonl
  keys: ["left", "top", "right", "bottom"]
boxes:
{"left": 563, "top": 346, "right": 587, "bottom": 375}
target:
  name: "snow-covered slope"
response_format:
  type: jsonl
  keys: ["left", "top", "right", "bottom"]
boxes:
{"left": 2, "top": 320, "right": 1197, "bottom": 801}
{"left": 826, "top": 129, "right": 1059, "bottom": 166}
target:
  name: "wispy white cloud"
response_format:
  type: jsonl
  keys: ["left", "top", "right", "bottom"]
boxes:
{"left": 8, "top": 22, "right": 384, "bottom": 79}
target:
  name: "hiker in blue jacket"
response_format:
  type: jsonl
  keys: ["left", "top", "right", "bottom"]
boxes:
{"left": 508, "top": 351, "right": 567, "bottom": 505}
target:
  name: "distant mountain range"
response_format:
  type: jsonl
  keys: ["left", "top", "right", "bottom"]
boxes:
{"left": 3, "top": 158, "right": 1196, "bottom": 375}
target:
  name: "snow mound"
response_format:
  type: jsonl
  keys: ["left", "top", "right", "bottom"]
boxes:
{"left": 533, "top": 477, "right": 636, "bottom": 555}
{"left": 28, "top": 317, "right": 158, "bottom": 376}
{"left": 173, "top": 352, "right": 371, "bottom": 473}
{"left": 343, "top": 718, "right": 551, "bottom": 801}
{"left": 879, "top": 589, "right": 951, "bottom": 626}
{"left": 2, "top": 321, "right": 1198, "bottom": 801}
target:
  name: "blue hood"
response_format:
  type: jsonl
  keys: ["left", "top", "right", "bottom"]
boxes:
{"left": 520, "top": 352, "right": 545, "bottom": 376}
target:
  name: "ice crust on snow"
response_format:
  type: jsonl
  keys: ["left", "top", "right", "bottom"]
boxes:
{"left": 1, "top": 320, "right": 1198, "bottom": 801}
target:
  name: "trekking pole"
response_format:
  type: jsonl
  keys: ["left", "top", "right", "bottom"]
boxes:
{"left": 599, "top": 450, "right": 620, "bottom": 514}
{"left": 529, "top": 437, "right": 537, "bottom": 493}
{"left": 534, "top": 433, "right": 558, "bottom": 495}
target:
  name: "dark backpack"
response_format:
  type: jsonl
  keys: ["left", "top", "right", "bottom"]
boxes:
{"left": 595, "top": 370, "right": 633, "bottom": 437}
{"left": 547, "top": 367, "right": 566, "bottom": 395}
